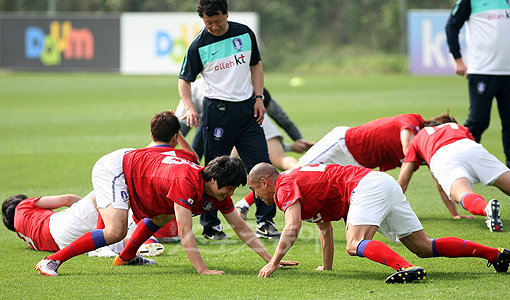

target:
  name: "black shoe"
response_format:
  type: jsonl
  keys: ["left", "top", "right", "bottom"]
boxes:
{"left": 488, "top": 248, "right": 510, "bottom": 273}
{"left": 256, "top": 221, "right": 281, "bottom": 239}
{"left": 385, "top": 266, "right": 427, "bottom": 284}
{"left": 203, "top": 227, "right": 230, "bottom": 240}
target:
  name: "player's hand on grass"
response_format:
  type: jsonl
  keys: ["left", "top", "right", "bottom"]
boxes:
{"left": 258, "top": 263, "right": 278, "bottom": 277}
{"left": 200, "top": 269, "right": 225, "bottom": 275}
{"left": 453, "top": 215, "right": 475, "bottom": 219}
{"left": 278, "top": 260, "right": 299, "bottom": 268}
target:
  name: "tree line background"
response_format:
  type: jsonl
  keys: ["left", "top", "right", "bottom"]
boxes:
{"left": 0, "top": 0, "right": 456, "bottom": 73}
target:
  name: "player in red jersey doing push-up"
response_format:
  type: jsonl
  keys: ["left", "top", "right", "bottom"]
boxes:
{"left": 249, "top": 162, "right": 510, "bottom": 283}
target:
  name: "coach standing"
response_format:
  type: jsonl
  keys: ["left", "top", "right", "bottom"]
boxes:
{"left": 445, "top": 0, "right": 510, "bottom": 168}
{"left": 178, "top": 0, "right": 280, "bottom": 240}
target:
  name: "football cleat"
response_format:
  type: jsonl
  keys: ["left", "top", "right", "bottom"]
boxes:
{"left": 137, "top": 242, "right": 165, "bottom": 257}
{"left": 235, "top": 205, "right": 249, "bottom": 220}
{"left": 485, "top": 199, "right": 503, "bottom": 232}
{"left": 113, "top": 255, "right": 156, "bottom": 266}
{"left": 256, "top": 221, "right": 281, "bottom": 239}
{"left": 203, "top": 226, "right": 230, "bottom": 240}
{"left": 36, "top": 257, "right": 61, "bottom": 277}
{"left": 487, "top": 248, "right": 510, "bottom": 273}
{"left": 385, "top": 266, "right": 427, "bottom": 284}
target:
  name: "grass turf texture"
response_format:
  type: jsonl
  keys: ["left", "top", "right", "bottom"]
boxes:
{"left": 0, "top": 72, "right": 509, "bottom": 298}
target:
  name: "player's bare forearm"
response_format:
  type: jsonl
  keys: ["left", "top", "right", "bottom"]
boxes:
{"left": 34, "top": 194, "right": 82, "bottom": 209}
{"left": 270, "top": 204, "right": 302, "bottom": 266}
{"left": 317, "top": 222, "right": 334, "bottom": 270}
{"left": 224, "top": 211, "right": 272, "bottom": 262}
{"left": 177, "top": 131, "right": 199, "bottom": 162}
{"left": 175, "top": 204, "right": 221, "bottom": 274}
{"left": 397, "top": 162, "right": 416, "bottom": 193}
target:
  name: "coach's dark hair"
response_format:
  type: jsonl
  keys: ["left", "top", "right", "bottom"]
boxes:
{"left": 2, "top": 194, "right": 28, "bottom": 231}
{"left": 197, "top": 0, "right": 228, "bottom": 18}
{"left": 423, "top": 110, "right": 458, "bottom": 127}
{"left": 151, "top": 111, "right": 180, "bottom": 143}
{"left": 202, "top": 156, "right": 247, "bottom": 188}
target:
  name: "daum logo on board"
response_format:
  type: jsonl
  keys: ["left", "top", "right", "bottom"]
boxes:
{"left": 25, "top": 21, "right": 95, "bottom": 66}
{"left": 155, "top": 23, "right": 200, "bottom": 63}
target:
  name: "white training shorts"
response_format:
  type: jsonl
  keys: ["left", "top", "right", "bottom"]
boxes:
{"left": 49, "top": 191, "right": 100, "bottom": 249}
{"left": 298, "top": 126, "right": 361, "bottom": 166}
{"left": 261, "top": 113, "right": 283, "bottom": 141}
{"left": 91, "top": 148, "right": 135, "bottom": 210}
{"left": 429, "top": 138, "right": 510, "bottom": 198}
{"left": 346, "top": 171, "right": 423, "bottom": 242}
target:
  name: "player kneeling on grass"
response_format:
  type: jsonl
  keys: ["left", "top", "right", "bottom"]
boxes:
{"left": 249, "top": 162, "right": 510, "bottom": 283}
{"left": 2, "top": 192, "right": 164, "bottom": 258}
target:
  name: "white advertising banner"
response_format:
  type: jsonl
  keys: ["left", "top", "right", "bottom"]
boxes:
{"left": 120, "top": 12, "right": 259, "bottom": 75}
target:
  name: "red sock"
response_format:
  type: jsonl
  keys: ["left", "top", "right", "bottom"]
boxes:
{"left": 245, "top": 191, "right": 255, "bottom": 206}
{"left": 461, "top": 193, "right": 487, "bottom": 216}
{"left": 48, "top": 229, "right": 107, "bottom": 263}
{"left": 356, "top": 240, "right": 413, "bottom": 271}
{"left": 433, "top": 237, "right": 499, "bottom": 262}
{"left": 118, "top": 218, "right": 161, "bottom": 261}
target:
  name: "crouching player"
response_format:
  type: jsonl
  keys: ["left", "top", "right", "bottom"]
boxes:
{"left": 35, "top": 152, "right": 298, "bottom": 276}
{"left": 398, "top": 120, "right": 510, "bottom": 232}
{"left": 249, "top": 162, "right": 510, "bottom": 283}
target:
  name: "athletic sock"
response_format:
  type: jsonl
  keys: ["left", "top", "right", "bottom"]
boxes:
{"left": 118, "top": 218, "right": 161, "bottom": 261}
{"left": 48, "top": 229, "right": 107, "bottom": 263}
{"left": 432, "top": 237, "right": 499, "bottom": 262}
{"left": 356, "top": 240, "right": 413, "bottom": 271}
{"left": 245, "top": 191, "right": 255, "bottom": 206}
{"left": 236, "top": 198, "right": 249, "bottom": 208}
{"left": 461, "top": 193, "right": 487, "bottom": 216}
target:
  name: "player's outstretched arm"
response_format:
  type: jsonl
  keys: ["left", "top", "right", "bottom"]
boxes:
{"left": 316, "top": 221, "right": 334, "bottom": 271}
{"left": 432, "top": 175, "right": 474, "bottom": 219}
{"left": 259, "top": 202, "right": 302, "bottom": 277}
{"left": 224, "top": 211, "right": 299, "bottom": 267}
{"left": 174, "top": 203, "right": 224, "bottom": 275}
{"left": 397, "top": 162, "right": 416, "bottom": 193}
{"left": 34, "top": 194, "right": 81, "bottom": 209}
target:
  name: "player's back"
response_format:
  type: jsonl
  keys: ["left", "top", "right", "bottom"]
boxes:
{"left": 123, "top": 147, "right": 202, "bottom": 219}
{"left": 277, "top": 164, "right": 372, "bottom": 222}
{"left": 345, "top": 114, "right": 423, "bottom": 171}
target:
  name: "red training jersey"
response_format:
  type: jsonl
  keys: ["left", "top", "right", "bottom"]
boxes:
{"left": 404, "top": 123, "right": 475, "bottom": 167}
{"left": 274, "top": 164, "right": 372, "bottom": 223}
{"left": 345, "top": 113, "right": 423, "bottom": 171}
{"left": 122, "top": 146, "right": 235, "bottom": 220}
{"left": 14, "top": 197, "right": 60, "bottom": 251}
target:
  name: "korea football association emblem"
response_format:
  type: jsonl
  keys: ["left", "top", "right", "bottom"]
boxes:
{"left": 233, "top": 38, "right": 242, "bottom": 50}
{"left": 213, "top": 127, "right": 224, "bottom": 140}
{"left": 203, "top": 201, "right": 214, "bottom": 211}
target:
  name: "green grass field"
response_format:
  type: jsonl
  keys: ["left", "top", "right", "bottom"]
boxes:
{"left": 0, "top": 72, "right": 509, "bottom": 298}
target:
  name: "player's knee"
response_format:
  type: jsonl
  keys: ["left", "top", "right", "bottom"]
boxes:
{"left": 103, "top": 226, "right": 127, "bottom": 243}
{"left": 345, "top": 242, "right": 359, "bottom": 256}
